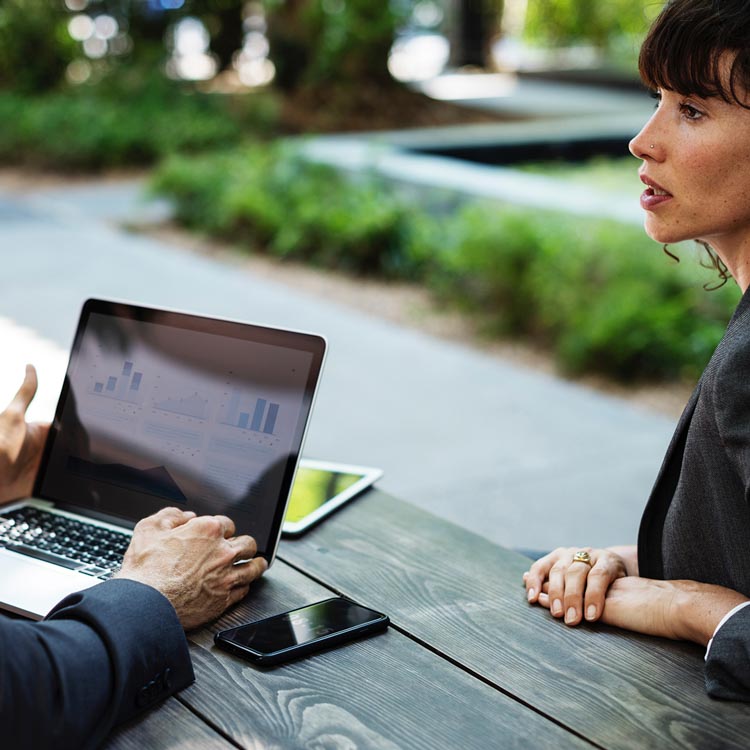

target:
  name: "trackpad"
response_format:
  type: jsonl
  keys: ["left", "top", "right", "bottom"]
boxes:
{"left": 0, "top": 548, "right": 98, "bottom": 620}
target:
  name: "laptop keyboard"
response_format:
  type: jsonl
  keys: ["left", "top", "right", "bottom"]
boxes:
{"left": 0, "top": 506, "right": 131, "bottom": 579}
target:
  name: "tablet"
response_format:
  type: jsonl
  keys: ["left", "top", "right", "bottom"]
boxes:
{"left": 282, "top": 459, "right": 383, "bottom": 536}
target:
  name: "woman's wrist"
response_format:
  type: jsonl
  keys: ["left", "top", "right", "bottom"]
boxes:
{"left": 672, "top": 582, "right": 749, "bottom": 646}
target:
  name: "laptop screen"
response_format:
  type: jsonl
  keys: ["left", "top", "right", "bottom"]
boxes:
{"left": 34, "top": 299, "right": 326, "bottom": 559}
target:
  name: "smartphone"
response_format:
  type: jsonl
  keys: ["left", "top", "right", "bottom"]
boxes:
{"left": 214, "top": 597, "right": 390, "bottom": 666}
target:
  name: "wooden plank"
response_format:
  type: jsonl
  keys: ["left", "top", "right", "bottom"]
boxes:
{"left": 180, "top": 561, "right": 592, "bottom": 750}
{"left": 277, "top": 489, "right": 750, "bottom": 750}
{"left": 105, "top": 697, "right": 234, "bottom": 750}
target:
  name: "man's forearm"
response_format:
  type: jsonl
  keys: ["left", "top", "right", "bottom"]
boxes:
{"left": 2, "top": 579, "right": 194, "bottom": 750}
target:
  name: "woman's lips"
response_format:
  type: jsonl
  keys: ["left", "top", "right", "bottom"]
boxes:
{"left": 639, "top": 178, "right": 673, "bottom": 211}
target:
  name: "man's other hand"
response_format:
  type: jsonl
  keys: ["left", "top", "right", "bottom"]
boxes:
{"left": 0, "top": 365, "right": 50, "bottom": 505}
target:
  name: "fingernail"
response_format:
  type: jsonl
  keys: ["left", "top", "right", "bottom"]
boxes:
{"left": 527, "top": 588, "right": 535, "bottom": 601}
{"left": 552, "top": 599, "right": 562, "bottom": 616}
{"left": 586, "top": 605, "right": 596, "bottom": 620}
{"left": 565, "top": 607, "right": 576, "bottom": 623}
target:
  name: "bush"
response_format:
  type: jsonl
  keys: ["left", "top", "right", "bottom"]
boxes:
{"left": 152, "top": 148, "right": 741, "bottom": 381}
{"left": 421, "top": 203, "right": 738, "bottom": 379}
{"left": 152, "top": 145, "right": 418, "bottom": 277}
{"left": 0, "top": 67, "right": 280, "bottom": 170}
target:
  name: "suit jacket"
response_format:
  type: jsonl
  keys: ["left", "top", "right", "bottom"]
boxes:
{"left": 0, "top": 578, "right": 194, "bottom": 749}
{"left": 638, "top": 285, "right": 750, "bottom": 700}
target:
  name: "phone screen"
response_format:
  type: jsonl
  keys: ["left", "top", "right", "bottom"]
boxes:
{"left": 217, "top": 598, "right": 388, "bottom": 660}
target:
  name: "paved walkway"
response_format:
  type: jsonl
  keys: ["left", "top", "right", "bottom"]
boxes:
{"left": 0, "top": 175, "right": 679, "bottom": 552}
{"left": 304, "top": 75, "right": 654, "bottom": 222}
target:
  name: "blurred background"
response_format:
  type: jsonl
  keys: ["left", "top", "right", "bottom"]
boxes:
{"left": 0, "top": 1, "right": 738, "bottom": 550}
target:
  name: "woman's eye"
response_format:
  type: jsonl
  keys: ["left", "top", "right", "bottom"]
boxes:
{"left": 680, "top": 102, "right": 703, "bottom": 120}
{"left": 650, "top": 90, "right": 662, "bottom": 109}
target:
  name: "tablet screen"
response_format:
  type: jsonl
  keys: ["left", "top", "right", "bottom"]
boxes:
{"left": 282, "top": 459, "right": 382, "bottom": 536}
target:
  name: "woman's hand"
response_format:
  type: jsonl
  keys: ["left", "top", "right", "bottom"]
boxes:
{"left": 0, "top": 365, "right": 50, "bottom": 505}
{"left": 524, "top": 545, "right": 636, "bottom": 626}
{"left": 599, "top": 577, "right": 749, "bottom": 646}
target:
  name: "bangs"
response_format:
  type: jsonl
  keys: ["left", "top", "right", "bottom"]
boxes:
{"left": 639, "top": 0, "right": 750, "bottom": 107}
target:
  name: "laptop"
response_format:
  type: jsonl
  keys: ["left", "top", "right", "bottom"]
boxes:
{"left": 0, "top": 299, "right": 326, "bottom": 619}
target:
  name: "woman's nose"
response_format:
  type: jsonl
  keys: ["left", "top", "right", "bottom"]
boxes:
{"left": 629, "top": 127, "right": 653, "bottom": 160}
{"left": 629, "top": 111, "right": 662, "bottom": 160}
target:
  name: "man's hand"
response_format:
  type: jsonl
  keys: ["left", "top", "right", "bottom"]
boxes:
{"left": 0, "top": 365, "right": 50, "bottom": 505}
{"left": 117, "top": 507, "right": 268, "bottom": 630}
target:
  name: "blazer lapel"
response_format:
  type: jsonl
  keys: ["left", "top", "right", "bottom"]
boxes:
{"left": 637, "top": 377, "right": 703, "bottom": 579}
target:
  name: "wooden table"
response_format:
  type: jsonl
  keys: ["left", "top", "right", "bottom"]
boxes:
{"left": 106, "top": 489, "right": 750, "bottom": 749}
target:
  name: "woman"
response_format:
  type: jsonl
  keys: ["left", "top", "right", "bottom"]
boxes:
{"left": 524, "top": 0, "right": 750, "bottom": 701}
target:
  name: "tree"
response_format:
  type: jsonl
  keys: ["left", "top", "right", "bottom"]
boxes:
{"left": 264, "top": 0, "right": 414, "bottom": 92}
{"left": 0, "top": 0, "right": 75, "bottom": 92}
{"left": 448, "top": 0, "right": 504, "bottom": 69}
{"left": 523, "top": 0, "right": 661, "bottom": 50}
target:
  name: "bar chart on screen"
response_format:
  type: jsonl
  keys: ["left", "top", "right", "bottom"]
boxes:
{"left": 89, "top": 359, "right": 145, "bottom": 406}
{"left": 221, "top": 388, "right": 280, "bottom": 436}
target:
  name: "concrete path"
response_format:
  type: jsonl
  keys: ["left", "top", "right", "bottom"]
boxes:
{"left": 0, "top": 176, "right": 678, "bottom": 552}
{"left": 303, "top": 75, "right": 654, "bottom": 223}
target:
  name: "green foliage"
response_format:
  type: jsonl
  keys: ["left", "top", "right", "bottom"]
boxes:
{"left": 152, "top": 148, "right": 741, "bottom": 381}
{"left": 0, "top": 69, "right": 280, "bottom": 170}
{"left": 424, "top": 203, "right": 738, "bottom": 379}
{"left": 265, "top": 0, "right": 413, "bottom": 90}
{"left": 151, "top": 145, "right": 418, "bottom": 277}
{"left": 0, "top": 0, "right": 76, "bottom": 93}
{"left": 523, "top": 0, "right": 664, "bottom": 50}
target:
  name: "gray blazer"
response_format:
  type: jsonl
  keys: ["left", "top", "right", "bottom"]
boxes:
{"left": 639, "top": 285, "right": 750, "bottom": 700}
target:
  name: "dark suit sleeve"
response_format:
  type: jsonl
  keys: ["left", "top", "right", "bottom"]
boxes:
{"left": 0, "top": 578, "right": 194, "bottom": 750}
{"left": 706, "top": 605, "right": 750, "bottom": 701}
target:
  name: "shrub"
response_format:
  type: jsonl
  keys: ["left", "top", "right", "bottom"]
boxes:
{"left": 424, "top": 202, "right": 739, "bottom": 379}
{"left": 0, "top": 67, "right": 280, "bottom": 170}
{"left": 152, "top": 145, "right": 419, "bottom": 277}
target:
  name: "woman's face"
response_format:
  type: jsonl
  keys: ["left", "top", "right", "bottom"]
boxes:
{"left": 629, "top": 67, "right": 750, "bottom": 258}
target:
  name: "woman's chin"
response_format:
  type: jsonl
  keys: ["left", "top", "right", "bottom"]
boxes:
{"left": 643, "top": 219, "right": 690, "bottom": 246}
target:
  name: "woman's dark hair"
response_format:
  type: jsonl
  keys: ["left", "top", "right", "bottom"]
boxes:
{"left": 640, "top": 0, "right": 750, "bottom": 288}
{"left": 640, "top": 0, "right": 750, "bottom": 106}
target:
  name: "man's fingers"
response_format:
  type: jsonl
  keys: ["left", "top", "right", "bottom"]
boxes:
{"left": 141, "top": 506, "right": 195, "bottom": 530}
{"left": 229, "top": 534, "right": 258, "bottom": 562}
{"left": 212, "top": 514, "right": 236, "bottom": 539}
{"left": 231, "top": 557, "right": 268, "bottom": 587}
{"left": 227, "top": 584, "right": 252, "bottom": 609}
{"left": 5, "top": 364, "right": 38, "bottom": 416}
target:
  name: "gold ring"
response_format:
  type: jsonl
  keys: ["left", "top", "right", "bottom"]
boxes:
{"left": 572, "top": 550, "right": 592, "bottom": 567}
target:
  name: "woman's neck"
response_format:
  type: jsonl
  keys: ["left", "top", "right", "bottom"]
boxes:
{"left": 707, "top": 237, "right": 750, "bottom": 293}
